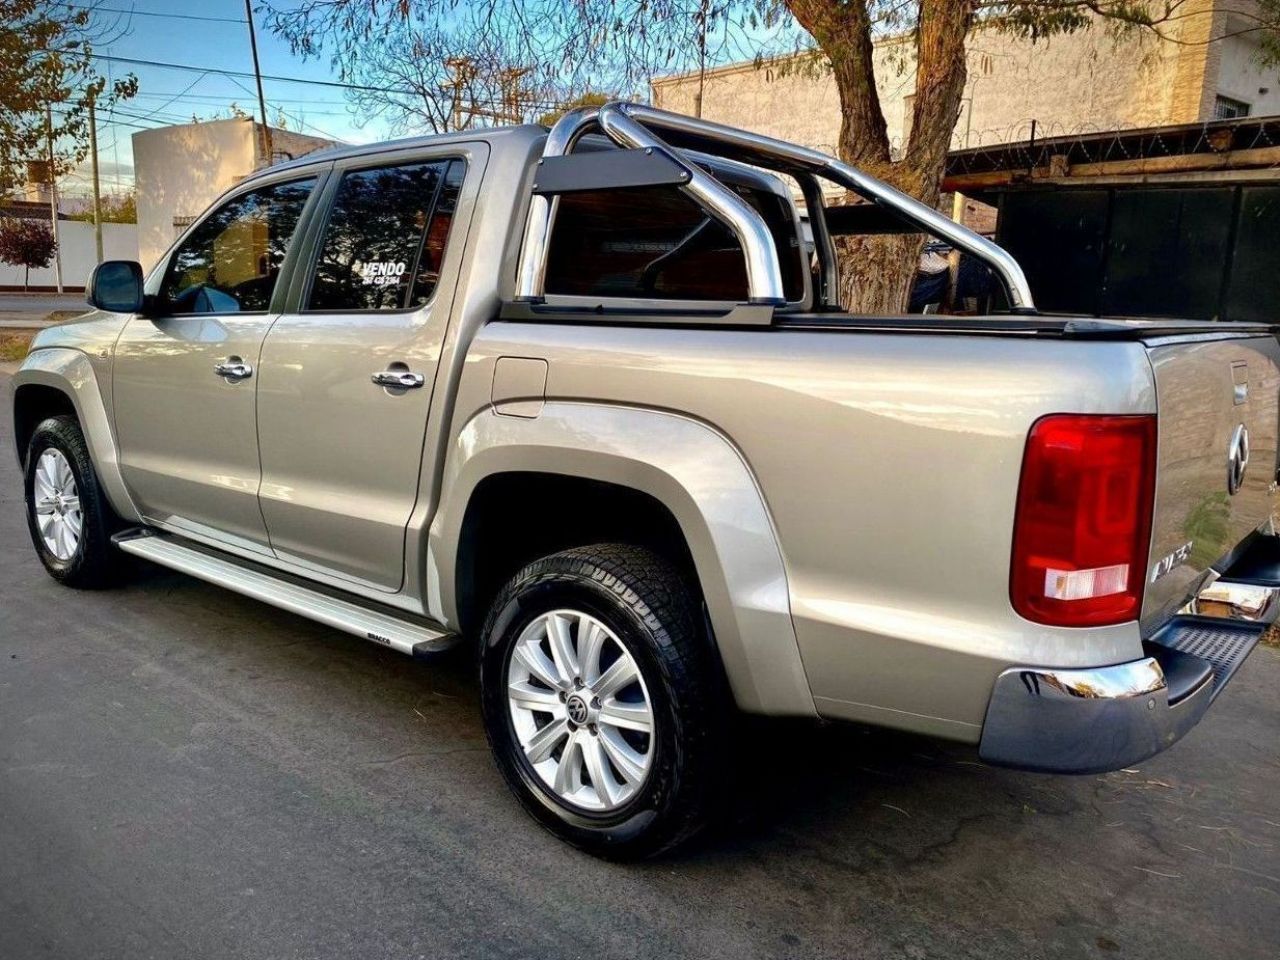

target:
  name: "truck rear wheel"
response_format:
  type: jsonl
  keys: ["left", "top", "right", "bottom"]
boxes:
{"left": 479, "top": 544, "right": 723, "bottom": 859}
{"left": 23, "top": 415, "right": 121, "bottom": 589}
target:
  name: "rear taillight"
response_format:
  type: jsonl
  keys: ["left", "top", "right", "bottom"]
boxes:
{"left": 1011, "top": 414, "right": 1157, "bottom": 627}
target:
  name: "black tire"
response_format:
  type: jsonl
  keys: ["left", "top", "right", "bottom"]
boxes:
{"left": 479, "top": 544, "right": 724, "bottom": 859}
{"left": 23, "top": 415, "right": 122, "bottom": 589}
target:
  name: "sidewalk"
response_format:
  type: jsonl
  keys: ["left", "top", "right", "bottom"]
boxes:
{"left": 0, "top": 293, "right": 89, "bottom": 329}
{"left": 0, "top": 316, "right": 67, "bottom": 329}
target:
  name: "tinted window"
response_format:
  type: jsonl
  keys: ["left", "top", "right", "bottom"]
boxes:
{"left": 160, "top": 178, "right": 315, "bottom": 314}
{"left": 545, "top": 183, "right": 804, "bottom": 302}
{"left": 307, "top": 159, "right": 464, "bottom": 311}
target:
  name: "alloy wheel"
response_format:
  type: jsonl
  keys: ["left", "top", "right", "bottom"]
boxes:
{"left": 32, "top": 448, "right": 82, "bottom": 561}
{"left": 506, "top": 609, "right": 655, "bottom": 812}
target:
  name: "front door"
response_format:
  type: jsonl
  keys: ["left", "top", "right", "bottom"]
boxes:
{"left": 113, "top": 175, "right": 319, "bottom": 554}
{"left": 256, "top": 153, "right": 471, "bottom": 590}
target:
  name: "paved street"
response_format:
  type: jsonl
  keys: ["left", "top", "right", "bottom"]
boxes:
{"left": 0, "top": 292, "right": 89, "bottom": 313}
{"left": 1, "top": 370, "right": 1277, "bottom": 960}
{"left": 0, "top": 293, "right": 90, "bottom": 327}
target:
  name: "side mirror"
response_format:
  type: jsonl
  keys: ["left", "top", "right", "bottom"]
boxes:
{"left": 86, "top": 260, "right": 145, "bottom": 313}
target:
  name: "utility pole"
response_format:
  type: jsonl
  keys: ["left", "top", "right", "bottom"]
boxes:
{"left": 443, "top": 58, "right": 475, "bottom": 130}
{"left": 87, "top": 91, "right": 103, "bottom": 264}
{"left": 44, "top": 104, "right": 64, "bottom": 293}
{"left": 244, "top": 0, "right": 273, "bottom": 166}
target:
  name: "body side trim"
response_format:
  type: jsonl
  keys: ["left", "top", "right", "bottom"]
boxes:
{"left": 430, "top": 400, "right": 816, "bottom": 717}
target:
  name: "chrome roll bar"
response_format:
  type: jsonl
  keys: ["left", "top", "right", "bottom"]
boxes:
{"left": 515, "top": 103, "right": 786, "bottom": 304}
{"left": 515, "top": 101, "right": 1036, "bottom": 312}
{"left": 597, "top": 105, "right": 785, "bottom": 304}
{"left": 514, "top": 105, "right": 601, "bottom": 305}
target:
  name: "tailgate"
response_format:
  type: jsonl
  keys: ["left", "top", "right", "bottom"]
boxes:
{"left": 1143, "top": 334, "right": 1280, "bottom": 626}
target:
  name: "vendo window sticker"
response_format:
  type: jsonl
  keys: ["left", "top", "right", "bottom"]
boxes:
{"left": 359, "top": 261, "right": 408, "bottom": 287}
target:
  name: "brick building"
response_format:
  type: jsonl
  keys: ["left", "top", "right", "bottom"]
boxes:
{"left": 650, "top": 3, "right": 1279, "bottom": 158}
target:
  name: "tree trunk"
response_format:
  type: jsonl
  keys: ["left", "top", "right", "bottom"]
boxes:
{"left": 788, "top": 0, "right": 973, "bottom": 314}
{"left": 24, "top": 265, "right": 29, "bottom": 292}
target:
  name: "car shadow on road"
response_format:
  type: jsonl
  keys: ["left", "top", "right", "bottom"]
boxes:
{"left": 120, "top": 558, "right": 1056, "bottom": 860}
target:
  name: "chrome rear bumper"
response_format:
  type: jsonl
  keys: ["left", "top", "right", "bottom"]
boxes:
{"left": 978, "top": 618, "right": 1261, "bottom": 774}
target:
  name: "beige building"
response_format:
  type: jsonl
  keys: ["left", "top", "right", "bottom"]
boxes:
{"left": 132, "top": 118, "right": 335, "bottom": 271}
{"left": 651, "top": 4, "right": 1280, "bottom": 159}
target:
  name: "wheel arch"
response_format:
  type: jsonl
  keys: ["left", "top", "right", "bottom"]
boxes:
{"left": 430, "top": 401, "right": 815, "bottom": 717}
{"left": 12, "top": 382, "right": 76, "bottom": 468}
{"left": 454, "top": 471, "right": 698, "bottom": 637}
{"left": 11, "top": 349, "right": 140, "bottom": 522}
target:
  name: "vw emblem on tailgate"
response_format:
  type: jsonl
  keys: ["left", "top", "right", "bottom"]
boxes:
{"left": 1227, "top": 423, "right": 1250, "bottom": 495}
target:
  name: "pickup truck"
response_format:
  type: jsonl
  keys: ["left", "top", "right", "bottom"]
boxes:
{"left": 12, "top": 102, "right": 1280, "bottom": 858}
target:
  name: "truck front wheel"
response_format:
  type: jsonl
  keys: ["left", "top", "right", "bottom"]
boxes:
{"left": 479, "top": 544, "right": 723, "bottom": 859}
{"left": 23, "top": 415, "right": 121, "bottom": 589}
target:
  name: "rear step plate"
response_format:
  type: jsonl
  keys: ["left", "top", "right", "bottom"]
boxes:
{"left": 1148, "top": 616, "right": 1263, "bottom": 703}
{"left": 114, "top": 530, "right": 453, "bottom": 657}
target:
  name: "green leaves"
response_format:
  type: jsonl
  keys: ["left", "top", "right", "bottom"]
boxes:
{"left": 0, "top": 0, "right": 136, "bottom": 194}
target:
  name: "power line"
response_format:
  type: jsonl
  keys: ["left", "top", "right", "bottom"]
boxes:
{"left": 224, "top": 73, "right": 344, "bottom": 143}
{"left": 50, "top": 105, "right": 160, "bottom": 132}
{"left": 55, "top": 2, "right": 247, "bottom": 24}
{"left": 129, "top": 71, "right": 211, "bottom": 124}
{"left": 130, "top": 90, "right": 351, "bottom": 106}
{"left": 83, "top": 52, "right": 569, "bottom": 108}
{"left": 86, "top": 52, "right": 421, "bottom": 95}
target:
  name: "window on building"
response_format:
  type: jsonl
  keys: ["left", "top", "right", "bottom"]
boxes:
{"left": 544, "top": 182, "right": 805, "bottom": 302}
{"left": 159, "top": 178, "right": 315, "bottom": 314}
{"left": 306, "top": 159, "right": 465, "bottom": 312}
{"left": 1214, "top": 95, "right": 1251, "bottom": 120}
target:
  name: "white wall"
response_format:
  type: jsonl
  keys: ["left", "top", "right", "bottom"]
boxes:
{"left": 132, "top": 119, "right": 335, "bottom": 273}
{"left": 133, "top": 118, "right": 258, "bottom": 273}
{"left": 1216, "top": 33, "right": 1280, "bottom": 116}
{"left": 0, "top": 220, "right": 138, "bottom": 291}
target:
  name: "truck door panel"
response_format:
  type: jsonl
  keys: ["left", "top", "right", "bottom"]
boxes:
{"left": 113, "top": 176, "right": 318, "bottom": 553}
{"left": 256, "top": 155, "right": 470, "bottom": 590}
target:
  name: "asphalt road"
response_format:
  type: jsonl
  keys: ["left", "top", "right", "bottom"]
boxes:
{"left": 0, "top": 293, "right": 90, "bottom": 328}
{"left": 1, "top": 371, "right": 1278, "bottom": 960}
{"left": 0, "top": 293, "right": 89, "bottom": 314}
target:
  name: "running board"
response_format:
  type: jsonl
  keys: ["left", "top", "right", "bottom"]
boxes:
{"left": 114, "top": 530, "right": 454, "bottom": 657}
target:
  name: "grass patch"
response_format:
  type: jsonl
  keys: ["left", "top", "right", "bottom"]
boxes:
{"left": 0, "top": 331, "right": 34, "bottom": 362}
{"left": 46, "top": 309, "right": 88, "bottom": 323}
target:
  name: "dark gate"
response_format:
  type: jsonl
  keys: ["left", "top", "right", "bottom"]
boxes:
{"left": 995, "top": 184, "right": 1280, "bottom": 322}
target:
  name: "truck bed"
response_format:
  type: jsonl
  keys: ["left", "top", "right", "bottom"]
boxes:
{"left": 499, "top": 302, "right": 1279, "bottom": 340}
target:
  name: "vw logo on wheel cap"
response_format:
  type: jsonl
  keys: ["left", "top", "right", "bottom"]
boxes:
{"left": 565, "top": 694, "right": 590, "bottom": 725}
{"left": 1227, "top": 423, "right": 1250, "bottom": 495}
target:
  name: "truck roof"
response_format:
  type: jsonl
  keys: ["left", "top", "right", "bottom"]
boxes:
{"left": 250, "top": 123, "right": 548, "bottom": 180}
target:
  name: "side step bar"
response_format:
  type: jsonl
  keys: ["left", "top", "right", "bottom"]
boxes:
{"left": 114, "top": 530, "right": 454, "bottom": 657}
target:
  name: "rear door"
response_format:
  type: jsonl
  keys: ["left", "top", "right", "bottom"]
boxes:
{"left": 113, "top": 174, "right": 320, "bottom": 554}
{"left": 255, "top": 147, "right": 474, "bottom": 591}
{"left": 1142, "top": 333, "right": 1280, "bottom": 626}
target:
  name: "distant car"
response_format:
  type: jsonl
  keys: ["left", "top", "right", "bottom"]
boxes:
{"left": 12, "top": 102, "right": 1279, "bottom": 858}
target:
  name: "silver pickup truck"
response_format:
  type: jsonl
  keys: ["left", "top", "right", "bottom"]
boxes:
{"left": 12, "top": 103, "right": 1280, "bottom": 858}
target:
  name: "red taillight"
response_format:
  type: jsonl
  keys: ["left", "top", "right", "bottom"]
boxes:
{"left": 1011, "top": 414, "right": 1157, "bottom": 627}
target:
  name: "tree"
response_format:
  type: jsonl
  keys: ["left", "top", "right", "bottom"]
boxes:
{"left": 65, "top": 191, "right": 135, "bottom": 224}
{"left": 0, "top": 218, "right": 57, "bottom": 290}
{"left": 341, "top": 28, "right": 550, "bottom": 134}
{"left": 1, "top": 1, "right": 137, "bottom": 198}
{"left": 538, "top": 92, "right": 615, "bottom": 128}
{"left": 263, "top": 0, "right": 1280, "bottom": 311}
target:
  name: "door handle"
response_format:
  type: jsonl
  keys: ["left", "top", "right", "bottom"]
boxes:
{"left": 371, "top": 371, "right": 426, "bottom": 389}
{"left": 214, "top": 360, "right": 253, "bottom": 381}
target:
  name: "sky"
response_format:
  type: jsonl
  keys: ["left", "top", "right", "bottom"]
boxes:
{"left": 56, "top": 0, "right": 797, "bottom": 201}
{"left": 60, "top": 1, "right": 398, "bottom": 199}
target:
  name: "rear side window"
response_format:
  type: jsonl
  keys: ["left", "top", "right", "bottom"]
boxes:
{"left": 307, "top": 159, "right": 465, "bottom": 311}
{"left": 544, "top": 183, "right": 804, "bottom": 302}
{"left": 159, "top": 177, "right": 315, "bottom": 314}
